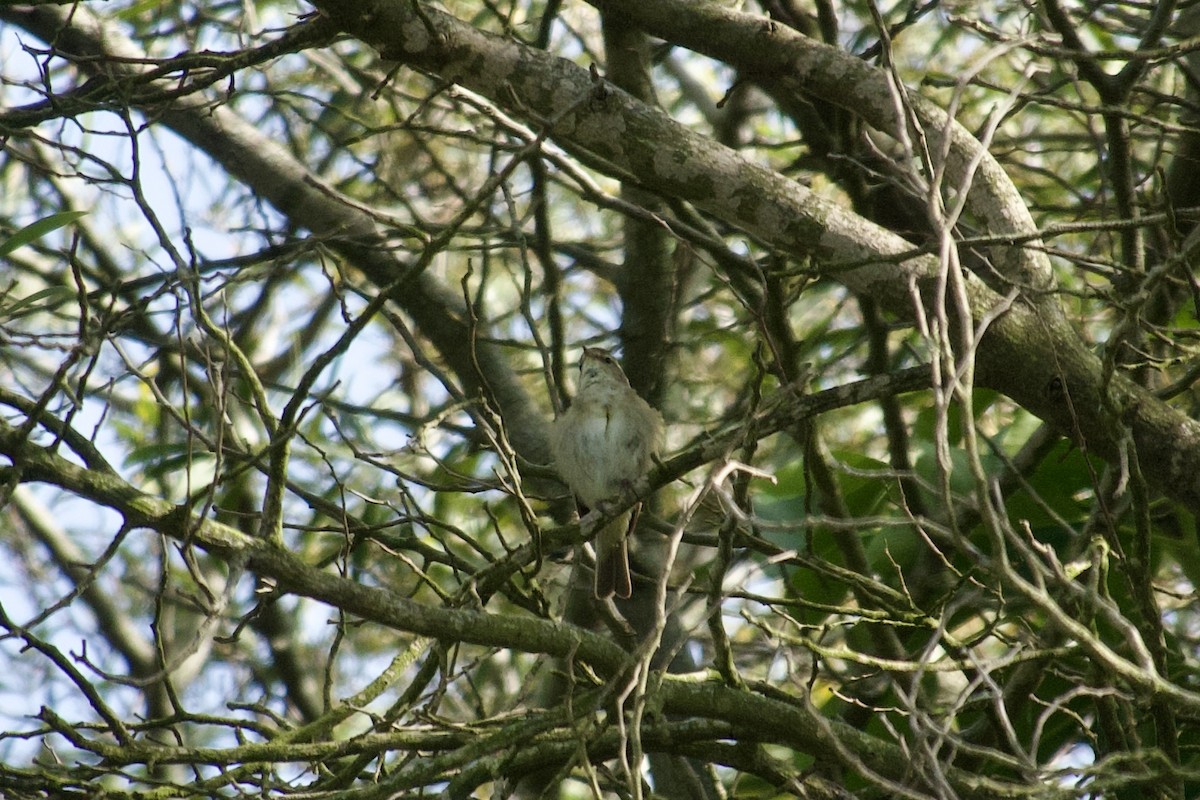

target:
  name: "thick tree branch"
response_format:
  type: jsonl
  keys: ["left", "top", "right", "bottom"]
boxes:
{"left": 301, "top": 0, "right": 1200, "bottom": 509}
{"left": 17, "top": 1, "right": 1199, "bottom": 514}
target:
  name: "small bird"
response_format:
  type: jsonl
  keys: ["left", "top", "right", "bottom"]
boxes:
{"left": 550, "top": 348, "right": 665, "bottom": 599}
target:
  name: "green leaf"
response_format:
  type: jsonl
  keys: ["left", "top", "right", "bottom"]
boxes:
{"left": 0, "top": 210, "right": 88, "bottom": 258}
{"left": 0, "top": 285, "right": 77, "bottom": 321}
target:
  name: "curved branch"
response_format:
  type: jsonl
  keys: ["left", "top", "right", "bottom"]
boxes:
{"left": 587, "top": 0, "right": 1058, "bottom": 300}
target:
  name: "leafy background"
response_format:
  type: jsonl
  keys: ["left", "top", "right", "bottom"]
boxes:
{"left": 1, "top": 0, "right": 1199, "bottom": 798}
